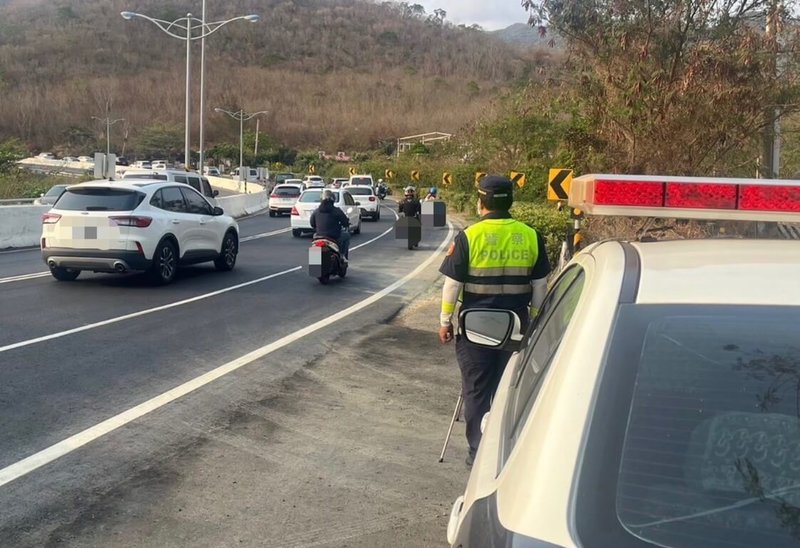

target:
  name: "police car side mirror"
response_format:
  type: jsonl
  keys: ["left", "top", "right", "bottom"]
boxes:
{"left": 459, "top": 309, "right": 523, "bottom": 351}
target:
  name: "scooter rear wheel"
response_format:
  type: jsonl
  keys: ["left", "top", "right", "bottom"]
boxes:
{"left": 318, "top": 274, "right": 330, "bottom": 285}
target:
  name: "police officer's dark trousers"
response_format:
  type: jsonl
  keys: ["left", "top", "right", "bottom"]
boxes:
{"left": 455, "top": 335, "right": 514, "bottom": 457}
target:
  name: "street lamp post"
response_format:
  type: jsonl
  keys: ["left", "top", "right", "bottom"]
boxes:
{"left": 214, "top": 108, "right": 268, "bottom": 193}
{"left": 120, "top": 10, "right": 259, "bottom": 171}
{"left": 91, "top": 116, "right": 125, "bottom": 157}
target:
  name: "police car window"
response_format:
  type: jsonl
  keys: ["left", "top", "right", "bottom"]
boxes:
{"left": 180, "top": 187, "right": 212, "bottom": 215}
{"left": 174, "top": 175, "right": 188, "bottom": 184}
{"left": 344, "top": 193, "right": 355, "bottom": 206}
{"left": 615, "top": 311, "right": 800, "bottom": 548}
{"left": 502, "top": 270, "right": 585, "bottom": 464}
{"left": 161, "top": 186, "right": 187, "bottom": 213}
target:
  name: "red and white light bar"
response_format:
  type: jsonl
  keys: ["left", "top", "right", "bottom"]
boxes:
{"left": 568, "top": 174, "right": 800, "bottom": 222}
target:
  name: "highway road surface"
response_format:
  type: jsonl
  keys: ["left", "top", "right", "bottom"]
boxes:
{"left": 0, "top": 202, "right": 456, "bottom": 546}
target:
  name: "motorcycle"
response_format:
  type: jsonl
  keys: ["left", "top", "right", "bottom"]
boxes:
{"left": 377, "top": 184, "right": 388, "bottom": 200}
{"left": 308, "top": 237, "right": 347, "bottom": 284}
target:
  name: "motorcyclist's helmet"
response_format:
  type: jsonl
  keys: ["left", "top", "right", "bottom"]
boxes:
{"left": 429, "top": 187, "right": 437, "bottom": 195}
{"left": 321, "top": 190, "right": 336, "bottom": 203}
{"left": 404, "top": 186, "right": 415, "bottom": 197}
{"left": 378, "top": 179, "right": 384, "bottom": 184}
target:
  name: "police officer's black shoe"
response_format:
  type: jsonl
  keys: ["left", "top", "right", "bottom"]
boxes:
{"left": 465, "top": 452, "right": 475, "bottom": 468}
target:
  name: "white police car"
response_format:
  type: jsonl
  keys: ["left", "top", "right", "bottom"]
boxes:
{"left": 448, "top": 174, "right": 800, "bottom": 547}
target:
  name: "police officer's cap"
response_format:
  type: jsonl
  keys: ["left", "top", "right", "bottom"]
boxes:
{"left": 478, "top": 175, "right": 513, "bottom": 201}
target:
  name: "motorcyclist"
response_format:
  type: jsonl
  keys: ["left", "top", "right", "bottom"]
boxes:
{"left": 398, "top": 186, "right": 421, "bottom": 219}
{"left": 310, "top": 190, "right": 351, "bottom": 262}
{"left": 424, "top": 187, "right": 438, "bottom": 201}
{"left": 377, "top": 179, "right": 387, "bottom": 199}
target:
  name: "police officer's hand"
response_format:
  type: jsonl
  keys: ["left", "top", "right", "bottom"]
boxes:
{"left": 439, "top": 324, "right": 453, "bottom": 344}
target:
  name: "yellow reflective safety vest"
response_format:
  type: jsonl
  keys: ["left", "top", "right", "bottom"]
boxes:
{"left": 462, "top": 218, "right": 540, "bottom": 311}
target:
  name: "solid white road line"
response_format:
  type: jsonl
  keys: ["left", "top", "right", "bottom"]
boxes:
{"left": 239, "top": 227, "right": 291, "bottom": 242}
{"left": 0, "top": 206, "right": 406, "bottom": 354}
{"left": 0, "top": 272, "right": 51, "bottom": 285}
{"left": 0, "top": 266, "right": 302, "bottom": 354}
{"left": 0, "top": 222, "right": 455, "bottom": 489}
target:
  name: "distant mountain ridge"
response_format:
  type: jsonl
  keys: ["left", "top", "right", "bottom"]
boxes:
{"left": 490, "top": 22, "right": 564, "bottom": 49}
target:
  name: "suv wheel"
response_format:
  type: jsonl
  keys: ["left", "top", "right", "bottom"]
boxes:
{"left": 292, "top": 229, "right": 302, "bottom": 238}
{"left": 269, "top": 210, "right": 276, "bottom": 217}
{"left": 373, "top": 209, "right": 381, "bottom": 221}
{"left": 150, "top": 239, "right": 178, "bottom": 284}
{"left": 214, "top": 232, "right": 238, "bottom": 271}
{"left": 50, "top": 267, "right": 80, "bottom": 281}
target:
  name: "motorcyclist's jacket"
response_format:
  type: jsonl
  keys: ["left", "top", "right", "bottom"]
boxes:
{"left": 399, "top": 197, "right": 421, "bottom": 218}
{"left": 310, "top": 201, "right": 350, "bottom": 241}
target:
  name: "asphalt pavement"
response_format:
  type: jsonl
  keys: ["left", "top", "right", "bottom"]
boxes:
{"left": 0, "top": 202, "right": 464, "bottom": 546}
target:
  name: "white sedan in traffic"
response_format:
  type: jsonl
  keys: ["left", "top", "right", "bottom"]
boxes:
{"left": 448, "top": 174, "right": 800, "bottom": 548}
{"left": 290, "top": 189, "right": 361, "bottom": 237}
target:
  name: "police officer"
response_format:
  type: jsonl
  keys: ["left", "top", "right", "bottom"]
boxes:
{"left": 438, "top": 175, "right": 550, "bottom": 467}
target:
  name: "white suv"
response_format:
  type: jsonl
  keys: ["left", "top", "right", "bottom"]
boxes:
{"left": 344, "top": 184, "right": 381, "bottom": 221}
{"left": 41, "top": 180, "right": 239, "bottom": 285}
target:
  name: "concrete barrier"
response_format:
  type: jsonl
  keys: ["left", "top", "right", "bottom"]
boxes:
{"left": 206, "top": 175, "right": 266, "bottom": 195}
{"left": 0, "top": 204, "right": 51, "bottom": 249}
{"left": 216, "top": 191, "right": 268, "bottom": 218}
{"left": 0, "top": 191, "right": 268, "bottom": 250}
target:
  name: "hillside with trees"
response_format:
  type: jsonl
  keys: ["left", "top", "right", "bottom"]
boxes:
{"left": 0, "top": 0, "right": 552, "bottom": 158}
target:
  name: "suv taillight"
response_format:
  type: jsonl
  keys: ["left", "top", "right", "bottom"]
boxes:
{"left": 368, "top": 196, "right": 376, "bottom": 202}
{"left": 42, "top": 213, "right": 61, "bottom": 224}
{"left": 110, "top": 216, "right": 152, "bottom": 228}
{"left": 291, "top": 206, "right": 299, "bottom": 216}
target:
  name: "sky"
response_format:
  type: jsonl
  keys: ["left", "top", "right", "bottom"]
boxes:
{"left": 405, "top": 0, "right": 530, "bottom": 31}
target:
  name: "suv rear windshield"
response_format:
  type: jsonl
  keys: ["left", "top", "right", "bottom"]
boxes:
{"left": 274, "top": 186, "right": 301, "bottom": 197}
{"left": 347, "top": 186, "right": 373, "bottom": 196}
{"left": 56, "top": 188, "right": 145, "bottom": 211}
{"left": 577, "top": 304, "right": 800, "bottom": 548}
{"left": 350, "top": 177, "right": 372, "bottom": 186}
{"left": 299, "top": 191, "right": 339, "bottom": 203}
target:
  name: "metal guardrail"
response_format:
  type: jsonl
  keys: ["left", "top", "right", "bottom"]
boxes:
{"left": 778, "top": 223, "right": 800, "bottom": 240}
{"left": 0, "top": 198, "right": 36, "bottom": 205}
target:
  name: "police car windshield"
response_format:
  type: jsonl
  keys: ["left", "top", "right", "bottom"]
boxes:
{"left": 578, "top": 304, "right": 800, "bottom": 547}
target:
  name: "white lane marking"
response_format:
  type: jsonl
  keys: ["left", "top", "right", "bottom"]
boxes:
{"left": 0, "top": 223, "right": 455, "bottom": 489}
{"left": 0, "top": 205, "right": 406, "bottom": 352}
{"left": 351, "top": 206, "right": 399, "bottom": 251}
{"left": 0, "top": 272, "right": 51, "bottom": 285}
{"left": 0, "top": 266, "right": 301, "bottom": 354}
{"left": 0, "top": 247, "right": 38, "bottom": 255}
{"left": 0, "top": 226, "right": 291, "bottom": 285}
{"left": 239, "top": 227, "right": 291, "bottom": 242}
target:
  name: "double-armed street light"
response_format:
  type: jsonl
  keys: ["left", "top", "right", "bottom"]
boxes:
{"left": 120, "top": 9, "right": 259, "bottom": 170}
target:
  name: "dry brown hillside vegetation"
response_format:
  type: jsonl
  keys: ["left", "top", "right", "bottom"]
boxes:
{"left": 0, "top": 0, "right": 555, "bottom": 155}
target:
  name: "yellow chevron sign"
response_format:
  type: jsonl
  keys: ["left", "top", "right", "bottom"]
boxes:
{"left": 474, "top": 171, "right": 487, "bottom": 186}
{"left": 411, "top": 170, "right": 421, "bottom": 181}
{"left": 308, "top": 164, "right": 316, "bottom": 174}
{"left": 442, "top": 172, "right": 453, "bottom": 186}
{"left": 510, "top": 170, "right": 526, "bottom": 188}
{"left": 385, "top": 169, "right": 396, "bottom": 179}
{"left": 349, "top": 167, "right": 357, "bottom": 176}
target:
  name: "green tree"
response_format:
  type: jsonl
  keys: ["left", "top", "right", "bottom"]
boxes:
{"left": 0, "top": 138, "right": 25, "bottom": 173}
{"left": 522, "top": 0, "right": 800, "bottom": 175}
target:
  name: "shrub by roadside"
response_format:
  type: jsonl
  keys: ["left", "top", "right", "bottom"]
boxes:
{"left": 0, "top": 171, "right": 90, "bottom": 200}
